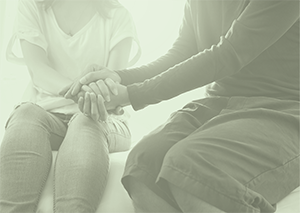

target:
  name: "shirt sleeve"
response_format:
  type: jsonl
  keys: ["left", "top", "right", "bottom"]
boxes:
{"left": 125, "top": 0, "right": 300, "bottom": 111}
{"left": 116, "top": 1, "right": 198, "bottom": 86}
{"left": 109, "top": 7, "right": 141, "bottom": 67}
{"left": 6, "top": 0, "right": 47, "bottom": 65}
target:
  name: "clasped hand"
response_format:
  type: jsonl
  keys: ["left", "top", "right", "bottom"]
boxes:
{"left": 59, "top": 65, "right": 127, "bottom": 122}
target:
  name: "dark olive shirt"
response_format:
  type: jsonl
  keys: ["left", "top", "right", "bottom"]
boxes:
{"left": 117, "top": 0, "right": 299, "bottom": 110}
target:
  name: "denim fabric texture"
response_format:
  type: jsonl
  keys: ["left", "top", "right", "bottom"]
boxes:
{"left": 0, "top": 102, "right": 131, "bottom": 213}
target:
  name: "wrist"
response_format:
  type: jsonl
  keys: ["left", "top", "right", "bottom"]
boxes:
{"left": 120, "top": 86, "right": 130, "bottom": 107}
{"left": 112, "top": 71, "right": 122, "bottom": 84}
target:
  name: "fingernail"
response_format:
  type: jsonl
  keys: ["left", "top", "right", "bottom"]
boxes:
{"left": 79, "top": 77, "right": 85, "bottom": 84}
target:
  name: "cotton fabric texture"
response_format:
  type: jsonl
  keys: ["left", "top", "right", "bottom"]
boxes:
{"left": 6, "top": 0, "right": 141, "bottom": 115}
{"left": 119, "top": 0, "right": 300, "bottom": 212}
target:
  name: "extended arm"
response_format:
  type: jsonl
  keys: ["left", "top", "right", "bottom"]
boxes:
{"left": 125, "top": 0, "right": 300, "bottom": 110}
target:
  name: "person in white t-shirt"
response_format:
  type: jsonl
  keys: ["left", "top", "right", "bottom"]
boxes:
{"left": 0, "top": 0, "right": 140, "bottom": 212}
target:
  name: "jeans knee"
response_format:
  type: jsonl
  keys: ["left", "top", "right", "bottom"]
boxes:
{"left": 68, "top": 113, "right": 107, "bottom": 134}
{"left": 5, "top": 103, "right": 49, "bottom": 129}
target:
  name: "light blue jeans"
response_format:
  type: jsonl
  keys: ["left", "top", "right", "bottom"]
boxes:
{"left": 0, "top": 102, "right": 131, "bottom": 213}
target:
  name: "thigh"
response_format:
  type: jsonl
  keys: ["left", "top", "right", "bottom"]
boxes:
{"left": 122, "top": 97, "right": 229, "bottom": 198}
{"left": 124, "top": 97, "right": 229, "bottom": 175}
{"left": 159, "top": 97, "right": 300, "bottom": 213}
{"left": 4, "top": 102, "right": 67, "bottom": 150}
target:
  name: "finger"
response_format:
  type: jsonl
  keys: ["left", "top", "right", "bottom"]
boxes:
{"left": 92, "top": 64, "right": 105, "bottom": 71}
{"left": 64, "top": 88, "right": 73, "bottom": 99}
{"left": 104, "top": 78, "right": 118, "bottom": 95}
{"left": 80, "top": 72, "right": 105, "bottom": 85}
{"left": 89, "top": 93, "right": 99, "bottom": 121}
{"left": 84, "top": 64, "right": 105, "bottom": 74}
{"left": 83, "top": 93, "right": 91, "bottom": 117}
{"left": 65, "top": 81, "right": 80, "bottom": 98}
{"left": 78, "top": 91, "right": 85, "bottom": 98}
{"left": 88, "top": 82, "right": 101, "bottom": 95}
{"left": 73, "top": 91, "right": 84, "bottom": 104}
{"left": 71, "top": 82, "right": 82, "bottom": 96}
{"left": 96, "top": 80, "right": 110, "bottom": 102}
{"left": 108, "top": 106, "right": 124, "bottom": 115}
{"left": 82, "top": 85, "right": 93, "bottom": 93}
{"left": 115, "top": 106, "right": 124, "bottom": 115}
{"left": 84, "top": 64, "right": 97, "bottom": 74}
{"left": 59, "top": 83, "right": 72, "bottom": 96}
{"left": 78, "top": 96, "right": 84, "bottom": 113}
{"left": 97, "top": 95, "right": 108, "bottom": 122}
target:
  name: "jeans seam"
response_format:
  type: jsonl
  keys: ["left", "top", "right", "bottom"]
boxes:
{"left": 33, "top": 150, "right": 53, "bottom": 213}
{"left": 53, "top": 150, "right": 59, "bottom": 213}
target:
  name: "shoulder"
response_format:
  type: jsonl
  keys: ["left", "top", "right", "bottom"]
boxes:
{"left": 18, "top": 0, "right": 43, "bottom": 13}
{"left": 18, "top": 0, "right": 40, "bottom": 8}
{"left": 110, "top": 6, "right": 133, "bottom": 20}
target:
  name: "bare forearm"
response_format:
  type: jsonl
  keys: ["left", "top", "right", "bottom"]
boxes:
{"left": 29, "top": 61, "right": 72, "bottom": 95}
{"left": 21, "top": 40, "right": 72, "bottom": 96}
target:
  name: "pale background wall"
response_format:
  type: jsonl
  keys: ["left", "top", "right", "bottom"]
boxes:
{"left": 0, "top": 0, "right": 205, "bottom": 143}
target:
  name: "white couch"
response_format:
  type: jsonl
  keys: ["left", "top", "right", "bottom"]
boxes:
{"left": 37, "top": 150, "right": 300, "bottom": 213}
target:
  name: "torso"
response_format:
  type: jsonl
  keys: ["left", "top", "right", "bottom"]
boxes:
{"left": 51, "top": 1, "right": 97, "bottom": 37}
{"left": 189, "top": 0, "right": 299, "bottom": 100}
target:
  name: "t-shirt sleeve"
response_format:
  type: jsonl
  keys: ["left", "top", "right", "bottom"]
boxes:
{"left": 6, "top": 0, "right": 47, "bottom": 65}
{"left": 109, "top": 7, "right": 141, "bottom": 67}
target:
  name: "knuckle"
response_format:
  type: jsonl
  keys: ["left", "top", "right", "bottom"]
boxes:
{"left": 97, "top": 96, "right": 104, "bottom": 103}
{"left": 96, "top": 80, "right": 104, "bottom": 85}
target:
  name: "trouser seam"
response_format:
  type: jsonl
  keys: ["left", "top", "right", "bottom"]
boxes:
{"left": 246, "top": 154, "right": 300, "bottom": 186}
{"left": 160, "top": 164, "right": 260, "bottom": 212}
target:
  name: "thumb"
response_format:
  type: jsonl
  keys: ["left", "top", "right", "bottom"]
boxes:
{"left": 80, "top": 72, "right": 103, "bottom": 85}
{"left": 84, "top": 64, "right": 105, "bottom": 73}
{"left": 92, "top": 64, "right": 105, "bottom": 71}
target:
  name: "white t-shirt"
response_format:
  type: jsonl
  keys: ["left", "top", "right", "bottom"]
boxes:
{"left": 6, "top": 0, "right": 141, "bottom": 119}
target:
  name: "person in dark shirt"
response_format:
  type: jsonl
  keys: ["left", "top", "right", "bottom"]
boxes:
{"left": 63, "top": 0, "right": 299, "bottom": 212}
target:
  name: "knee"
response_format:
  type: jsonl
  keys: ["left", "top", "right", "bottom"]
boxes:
{"left": 127, "top": 138, "right": 162, "bottom": 168}
{"left": 5, "top": 103, "right": 49, "bottom": 129}
{"left": 163, "top": 145, "right": 193, "bottom": 172}
{"left": 69, "top": 113, "right": 106, "bottom": 133}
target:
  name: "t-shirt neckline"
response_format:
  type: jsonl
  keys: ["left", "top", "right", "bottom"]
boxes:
{"left": 49, "top": 7, "right": 98, "bottom": 39}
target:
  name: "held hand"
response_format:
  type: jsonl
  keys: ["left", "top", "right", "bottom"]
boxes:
{"left": 78, "top": 84, "right": 129, "bottom": 122}
{"left": 78, "top": 93, "right": 108, "bottom": 122}
{"left": 59, "top": 64, "right": 105, "bottom": 98}
{"left": 81, "top": 78, "right": 119, "bottom": 102}
{"left": 105, "top": 84, "right": 129, "bottom": 111}
{"left": 79, "top": 68, "right": 121, "bottom": 86}
{"left": 81, "top": 78, "right": 124, "bottom": 116}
